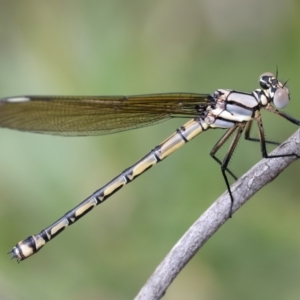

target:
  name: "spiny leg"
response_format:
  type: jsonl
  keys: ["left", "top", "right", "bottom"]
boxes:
{"left": 255, "top": 110, "right": 300, "bottom": 159}
{"left": 210, "top": 124, "right": 246, "bottom": 216}
{"left": 244, "top": 120, "right": 280, "bottom": 146}
{"left": 210, "top": 126, "right": 239, "bottom": 181}
{"left": 268, "top": 106, "right": 300, "bottom": 126}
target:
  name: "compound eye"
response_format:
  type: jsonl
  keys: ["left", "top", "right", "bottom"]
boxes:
{"left": 259, "top": 72, "right": 274, "bottom": 89}
{"left": 273, "top": 88, "right": 289, "bottom": 109}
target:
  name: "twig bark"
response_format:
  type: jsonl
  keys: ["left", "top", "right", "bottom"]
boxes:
{"left": 135, "top": 129, "right": 300, "bottom": 300}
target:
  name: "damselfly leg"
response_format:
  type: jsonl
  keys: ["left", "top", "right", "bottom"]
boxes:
{"left": 255, "top": 109, "right": 300, "bottom": 160}
{"left": 245, "top": 120, "right": 280, "bottom": 146}
{"left": 210, "top": 124, "right": 247, "bottom": 216}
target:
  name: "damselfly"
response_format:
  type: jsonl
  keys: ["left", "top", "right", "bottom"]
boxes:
{"left": 1, "top": 72, "right": 299, "bottom": 262}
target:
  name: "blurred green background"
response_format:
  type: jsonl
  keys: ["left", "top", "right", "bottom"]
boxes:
{"left": 1, "top": 1, "right": 300, "bottom": 299}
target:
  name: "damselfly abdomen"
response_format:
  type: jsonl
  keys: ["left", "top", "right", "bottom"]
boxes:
{"left": 1, "top": 72, "right": 299, "bottom": 262}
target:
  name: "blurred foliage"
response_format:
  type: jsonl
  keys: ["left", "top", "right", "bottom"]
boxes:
{"left": 0, "top": 1, "right": 300, "bottom": 299}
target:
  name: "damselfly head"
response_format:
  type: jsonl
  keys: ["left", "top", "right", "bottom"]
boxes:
{"left": 259, "top": 72, "right": 290, "bottom": 109}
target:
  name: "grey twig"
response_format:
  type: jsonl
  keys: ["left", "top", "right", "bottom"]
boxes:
{"left": 135, "top": 129, "right": 300, "bottom": 300}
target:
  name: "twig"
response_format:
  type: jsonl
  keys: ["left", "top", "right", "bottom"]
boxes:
{"left": 135, "top": 129, "right": 300, "bottom": 300}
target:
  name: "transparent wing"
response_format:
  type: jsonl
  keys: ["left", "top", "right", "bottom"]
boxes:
{"left": 0, "top": 93, "right": 210, "bottom": 136}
